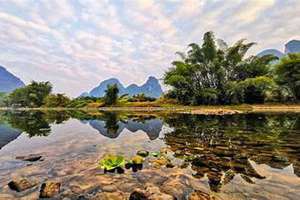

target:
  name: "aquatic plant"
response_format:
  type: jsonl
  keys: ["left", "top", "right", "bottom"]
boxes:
{"left": 99, "top": 154, "right": 126, "bottom": 170}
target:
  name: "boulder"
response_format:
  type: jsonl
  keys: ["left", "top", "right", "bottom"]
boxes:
{"left": 39, "top": 182, "right": 61, "bottom": 198}
{"left": 137, "top": 150, "right": 149, "bottom": 157}
{"left": 8, "top": 178, "right": 36, "bottom": 192}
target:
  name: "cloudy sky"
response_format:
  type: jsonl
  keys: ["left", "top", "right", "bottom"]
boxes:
{"left": 0, "top": 0, "right": 299, "bottom": 96}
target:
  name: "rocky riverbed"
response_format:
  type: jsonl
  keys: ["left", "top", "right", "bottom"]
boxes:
{"left": 0, "top": 110, "right": 299, "bottom": 199}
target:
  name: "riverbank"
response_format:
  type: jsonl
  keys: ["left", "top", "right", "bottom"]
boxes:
{"left": 1, "top": 104, "right": 300, "bottom": 115}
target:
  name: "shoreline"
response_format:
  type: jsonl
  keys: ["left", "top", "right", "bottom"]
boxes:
{"left": 1, "top": 104, "right": 300, "bottom": 114}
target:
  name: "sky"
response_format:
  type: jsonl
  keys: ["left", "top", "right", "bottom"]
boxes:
{"left": 0, "top": 0, "right": 299, "bottom": 97}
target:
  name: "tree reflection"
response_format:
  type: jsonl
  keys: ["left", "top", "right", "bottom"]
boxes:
{"left": 163, "top": 113, "right": 300, "bottom": 191}
{"left": 2, "top": 110, "right": 70, "bottom": 137}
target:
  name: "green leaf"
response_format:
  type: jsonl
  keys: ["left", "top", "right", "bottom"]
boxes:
{"left": 99, "top": 154, "right": 125, "bottom": 170}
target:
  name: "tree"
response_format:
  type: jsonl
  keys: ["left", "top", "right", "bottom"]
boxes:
{"left": 7, "top": 81, "right": 52, "bottom": 107}
{"left": 164, "top": 31, "right": 277, "bottom": 105}
{"left": 0, "top": 92, "right": 8, "bottom": 107}
{"left": 104, "top": 84, "right": 119, "bottom": 105}
{"left": 274, "top": 53, "right": 300, "bottom": 101}
{"left": 44, "top": 93, "right": 71, "bottom": 107}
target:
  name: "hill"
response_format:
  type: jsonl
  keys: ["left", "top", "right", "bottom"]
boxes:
{"left": 85, "top": 76, "right": 163, "bottom": 98}
{"left": 0, "top": 65, "right": 25, "bottom": 93}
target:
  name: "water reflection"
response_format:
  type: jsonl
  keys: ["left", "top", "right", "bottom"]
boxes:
{"left": 0, "top": 110, "right": 299, "bottom": 193}
{"left": 0, "top": 123, "right": 21, "bottom": 150}
{"left": 87, "top": 112, "right": 163, "bottom": 139}
{"left": 163, "top": 113, "right": 300, "bottom": 191}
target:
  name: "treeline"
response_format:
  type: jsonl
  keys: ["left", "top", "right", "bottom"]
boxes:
{"left": 0, "top": 81, "right": 71, "bottom": 108}
{"left": 163, "top": 32, "right": 300, "bottom": 105}
{"left": 0, "top": 81, "right": 155, "bottom": 108}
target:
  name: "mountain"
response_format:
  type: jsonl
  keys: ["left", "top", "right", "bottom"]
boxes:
{"left": 257, "top": 49, "right": 284, "bottom": 58}
{"left": 0, "top": 65, "right": 25, "bottom": 93}
{"left": 285, "top": 40, "right": 300, "bottom": 54}
{"left": 89, "top": 78, "right": 125, "bottom": 97}
{"left": 257, "top": 39, "right": 300, "bottom": 58}
{"left": 86, "top": 76, "right": 163, "bottom": 98}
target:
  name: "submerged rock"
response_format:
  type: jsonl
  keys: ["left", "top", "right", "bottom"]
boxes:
{"left": 132, "top": 155, "right": 144, "bottom": 165}
{"left": 39, "top": 182, "right": 61, "bottom": 198}
{"left": 137, "top": 150, "right": 149, "bottom": 158}
{"left": 8, "top": 178, "right": 36, "bottom": 192}
{"left": 130, "top": 184, "right": 173, "bottom": 200}
{"left": 16, "top": 154, "right": 42, "bottom": 162}
{"left": 188, "top": 190, "right": 216, "bottom": 200}
{"left": 91, "top": 191, "right": 125, "bottom": 200}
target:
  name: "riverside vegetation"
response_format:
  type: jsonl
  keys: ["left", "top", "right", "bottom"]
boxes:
{"left": 0, "top": 32, "right": 299, "bottom": 109}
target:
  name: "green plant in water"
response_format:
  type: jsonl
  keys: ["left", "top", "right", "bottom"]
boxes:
{"left": 99, "top": 154, "right": 125, "bottom": 170}
{"left": 150, "top": 151, "right": 161, "bottom": 157}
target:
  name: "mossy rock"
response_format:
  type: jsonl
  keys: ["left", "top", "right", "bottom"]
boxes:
{"left": 131, "top": 155, "right": 144, "bottom": 165}
{"left": 137, "top": 150, "right": 149, "bottom": 157}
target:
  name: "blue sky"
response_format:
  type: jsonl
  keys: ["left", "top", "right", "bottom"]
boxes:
{"left": 0, "top": 0, "right": 299, "bottom": 96}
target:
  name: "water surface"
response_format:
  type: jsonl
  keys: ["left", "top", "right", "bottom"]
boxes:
{"left": 0, "top": 110, "right": 299, "bottom": 199}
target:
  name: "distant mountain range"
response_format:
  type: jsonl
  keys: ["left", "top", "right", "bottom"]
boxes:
{"left": 0, "top": 65, "right": 25, "bottom": 93}
{"left": 82, "top": 76, "right": 163, "bottom": 98}
{"left": 257, "top": 39, "right": 300, "bottom": 58}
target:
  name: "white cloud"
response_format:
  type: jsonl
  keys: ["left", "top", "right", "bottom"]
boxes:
{"left": 0, "top": 0, "right": 299, "bottom": 96}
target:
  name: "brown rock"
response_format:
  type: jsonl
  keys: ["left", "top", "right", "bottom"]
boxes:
{"left": 16, "top": 154, "right": 42, "bottom": 162}
{"left": 188, "top": 191, "right": 216, "bottom": 200}
{"left": 161, "top": 178, "right": 192, "bottom": 199}
{"left": 8, "top": 178, "right": 36, "bottom": 192}
{"left": 130, "top": 184, "right": 173, "bottom": 200}
{"left": 39, "top": 182, "right": 61, "bottom": 198}
{"left": 92, "top": 192, "right": 125, "bottom": 200}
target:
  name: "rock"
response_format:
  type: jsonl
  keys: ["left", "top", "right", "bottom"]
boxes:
{"left": 91, "top": 191, "right": 125, "bottom": 200}
{"left": 150, "top": 157, "right": 169, "bottom": 168}
{"left": 188, "top": 190, "right": 216, "bottom": 200}
{"left": 16, "top": 154, "right": 42, "bottom": 162}
{"left": 135, "top": 171, "right": 168, "bottom": 185}
{"left": 137, "top": 150, "right": 149, "bottom": 157}
{"left": 241, "top": 175, "right": 255, "bottom": 184}
{"left": 102, "top": 184, "right": 118, "bottom": 192}
{"left": 129, "top": 191, "right": 148, "bottom": 200}
{"left": 161, "top": 178, "right": 192, "bottom": 199}
{"left": 39, "top": 182, "right": 61, "bottom": 198}
{"left": 132, "top": 155, "right": 144, "bottom": 165}
{"left": 8, "top": 178, "right": 36, "bottom": 192}
{"left": 130, "top": 184, "right": 173, "bottom": 200}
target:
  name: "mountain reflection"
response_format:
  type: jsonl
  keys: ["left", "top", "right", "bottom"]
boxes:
{"left": 87, "top": 112, "right": 163, "bottom": 139}
{"left": 0, "top": 123, "right": 21, "bottom": 149}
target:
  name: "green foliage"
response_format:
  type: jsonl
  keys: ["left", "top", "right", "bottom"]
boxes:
{"left": 67, "top": 96, "right": 99, "bottom": 108}
{"left": 44, "top": 93, "right": 70, "bottom": 107}
{"left": 164, "top": 32, "right": 278, "bottom": 105}
{"left": 7, "top": 81, "right": 52, "bottom": 107}
{"left": 99, "top": 154, "right": 126, "bottom": 170}
{"left": 274, "top": 53, "right": 300, "bottom": 101}
{"left": 128, "top": 93, "right": 156, "bottom": 102}
{"left": 0, "top": 92, "right": 8, "bottom": 107}
{"left": 104, "top": 84, "right": 119, "bottom": 105}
